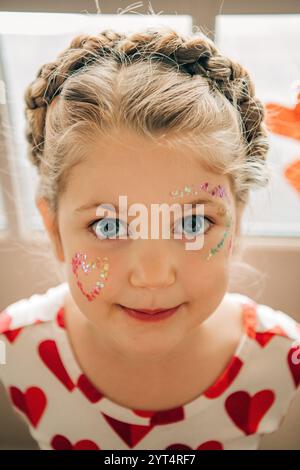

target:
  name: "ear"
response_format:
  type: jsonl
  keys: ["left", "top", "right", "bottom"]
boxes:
{"left": 36, "top": 197, "right": 65, "bottom": 263}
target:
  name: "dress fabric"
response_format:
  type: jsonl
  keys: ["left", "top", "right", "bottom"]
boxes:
{"left": 0, "top": 282, "right": 299, "bottom": 450}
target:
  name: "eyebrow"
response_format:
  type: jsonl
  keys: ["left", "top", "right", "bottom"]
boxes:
{"left": 74, "top": 197, "right": 228, "bottom": 213}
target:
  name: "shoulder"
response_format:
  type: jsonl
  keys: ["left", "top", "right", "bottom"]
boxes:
{"left": 0, "top": 283, "right": 69, "bottom": 336}
{"left": 0, "top": 282, "right": 69, "bottom": 390}
{"left": 0, "top": 283, "right": 70, "bottom": 432}
{"left": 227, "top": 292, "right": 300, "bottom": 435}
{"left": 225, "top": 292, "right": 300, "bottom": 389}
{"left": 227, "top": 292, "right": 300, "bottom": 344}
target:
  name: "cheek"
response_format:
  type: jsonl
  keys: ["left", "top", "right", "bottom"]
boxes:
{"left": 181, "top": 255, "right": 230, "bottom": 327}
{"left": 181, "top": 250, "right": 230, "bottom": 301}
{"left": 68, "top": 248, "right": 127, "bottom": 308}
{"left": 69, "top": 250, "right": 110, "bottom": 303}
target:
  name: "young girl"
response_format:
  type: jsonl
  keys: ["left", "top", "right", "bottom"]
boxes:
{"left": 0, "top": 25, "right": 299, "bottom": 451}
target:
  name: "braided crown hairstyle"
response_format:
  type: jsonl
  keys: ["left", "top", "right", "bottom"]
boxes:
{"left": 24, "top": 26, "right": 270, "bottom": 216}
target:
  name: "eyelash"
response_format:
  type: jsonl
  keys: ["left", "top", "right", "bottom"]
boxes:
{"left": 87, "top": 214, "right": 216, "bottom": 241}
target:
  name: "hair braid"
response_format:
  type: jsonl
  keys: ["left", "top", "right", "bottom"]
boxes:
{"left": 113, "top": 28, "right": 268, "bottom": 180}
{"left": 24, "top": 29, "right": 125, "bottom": 168}
{"left": 23, "top": 25, "right": 270, "bottom": 212}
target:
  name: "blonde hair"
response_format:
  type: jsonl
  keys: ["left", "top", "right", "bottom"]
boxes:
{"left": 24, "top": 25, "right": 270, "bottom": 217}
{"left": 24, "top": 25, "right": 271, "bottom": 294}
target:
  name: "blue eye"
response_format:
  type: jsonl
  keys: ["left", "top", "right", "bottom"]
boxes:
{"left": 89, "top": 217, "right": 127, "bottom": 240}
{"left": 88, "top": 214, "right": 214, "bottom": 240}
{"left": 175, "top": 214, "right": 213, "bottom": 238}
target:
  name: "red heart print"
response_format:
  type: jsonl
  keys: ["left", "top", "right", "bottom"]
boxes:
{"left": 166, "top": 441, "right": 223, "bottom": 450}
{"left": 51, "top": 434, "right": 100, "bottom": 450}
{"left": 204, "top": 356, "right": 243, "bottom": 399}
{"left": 38, "top": 339, "right": 75, "bottom": 391}
{"left": 287, "top": 345, "right": 300, "bottom": 387}
{"left": 133, "top": 409, "right": 158, "bottom": 418}
{"left": 102, "top": 413, "right": 154, "bottom": 448}
{"left": 3, "top": 327, "right": 23, "bottom": 343}
{"left": 225, "top": 390, "right": 275, "bottom": 435}
{"left": 166, "top": 443, "right": 192, "bottom": 450}
{"left": 72, "top": 251, "right": 109, "bottom": 302}
{"left": 9, "top": 386, "right": 47, "bottom": 427}
{"left": 150, "top": 406, "right": 184, "bottom": 425}
{"left": 0, "top": 311, "right": 23, "bottom": 343}
{"left": 133, "top": 406, "right": 184, "bottom": 425}
{"left": 56, "top": 307, "right": 65, "bottom": 329}
{"left": 197, "top": 440, "right": 223, "bottom": 450}
{"left": 77, "top": 373, "right": 104, "bottom": 403}
{"left": 255, "top": 326, "right": 288, "bottom": 347}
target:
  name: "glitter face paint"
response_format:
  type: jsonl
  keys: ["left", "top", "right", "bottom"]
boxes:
{"left": 72, "top": 251, "right": 109, "bottom": 302}
{"left": 216, "top": 204, "right": 227, "bottom": 217}
{"left": 206, "top": 213, "right": 232, "bottom": 261}
{"left": 169, "top": 182, "right": 233, "bottom": 260}
{"left": 170, "top": 182, "right": 230, "bottom": 204}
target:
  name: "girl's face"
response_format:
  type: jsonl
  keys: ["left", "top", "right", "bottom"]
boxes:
{"left": 56, "top": 129, "right": 238, "bottom": 358}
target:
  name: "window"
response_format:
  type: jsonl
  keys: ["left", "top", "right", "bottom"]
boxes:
{"left": 1, "top": 10, "right": 300, "bottom": 239}
{"left": 0, "top": 11, "right": 192, "bottom": 239}
{"left": 215, "top": 14, "right": 300, "bottom": 237}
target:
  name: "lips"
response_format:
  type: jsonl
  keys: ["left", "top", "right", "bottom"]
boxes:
{"left": 118, "top": 304, "right": 182, "bottom": 322}
{"left": 121, "top": 306, "right": 181, "bottom": 315}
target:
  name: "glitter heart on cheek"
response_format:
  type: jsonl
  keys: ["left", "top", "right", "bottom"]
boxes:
{"left": 71, "top": 251, "right": 109, "bottom": 302}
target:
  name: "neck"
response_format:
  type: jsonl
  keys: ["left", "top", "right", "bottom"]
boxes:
{"left": 63, "top": 290, "right": 234, "bottom": 378}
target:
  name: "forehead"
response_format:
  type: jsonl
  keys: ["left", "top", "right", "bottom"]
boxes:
{"left": 63, "top": 129, "right": 234, "bottom": 206}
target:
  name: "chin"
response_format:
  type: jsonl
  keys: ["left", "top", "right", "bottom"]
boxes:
{"left": 111, "top": 323, "right": 186, "bottom": 358}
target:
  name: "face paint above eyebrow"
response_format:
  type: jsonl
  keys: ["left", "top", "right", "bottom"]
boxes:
{"left": 71, "top": 251, "right": 109, "bottom": 302}
{"left": 170, "top": 182, "right": 231, "bottom": 204}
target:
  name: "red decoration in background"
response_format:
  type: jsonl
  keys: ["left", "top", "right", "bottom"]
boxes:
{"left": 284, "top": 159, "right": 300, "bottom": 195}
{"left": 265, "top": 92, "right": 300, "bottom": 141}
{"left": 265, "top": 92, "right": 300, "bottom": 195}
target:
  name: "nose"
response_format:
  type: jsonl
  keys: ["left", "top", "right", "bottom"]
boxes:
{"left": 129, "top": 240, "right": 176, "bottom": 289}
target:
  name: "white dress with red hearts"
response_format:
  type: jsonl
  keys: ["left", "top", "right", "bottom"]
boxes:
{"left": 0, "top": 282, "right": 299, "bottom": 450}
